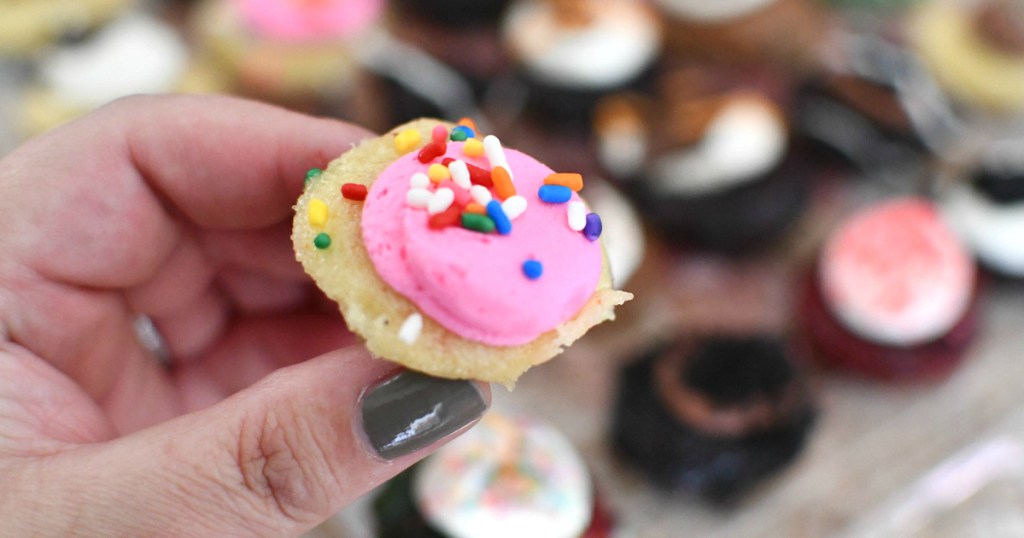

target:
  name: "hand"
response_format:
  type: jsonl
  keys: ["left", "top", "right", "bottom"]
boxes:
{"left": 0, "top": 95, "right": 489, "bottom": 536}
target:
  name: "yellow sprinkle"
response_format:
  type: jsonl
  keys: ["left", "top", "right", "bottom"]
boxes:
{"left": 308, "top": 199, "right": 329, "bottom": 227}
{"left": 394, "top": 129, "right": 422, "bottom": 154}
{"left": 463, "top": 138, "right": 485, "bottom": 158}
{"left": 428, "top": 163, "right": 451, "bottom": 183}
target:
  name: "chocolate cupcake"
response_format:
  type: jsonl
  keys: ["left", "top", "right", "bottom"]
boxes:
{"left": 611, "top": 335, "right": 816, "bottom": 504}
{"left": 652, "top": 0, "right": 830, "bottom": 71}
{"left": 594, "top": 74, "right": 809, "bottom": 253}
{"left": 911, "top": 0, "right": 1024, "bottom": 114}
{"left": 794, "top": 33, "right": 960, "bottom": 179}
{"left": 390, "top": 0, "right": 510, "bottom": 28}
{"left": 374, "top": 412, "right": 614, "bottom": 538}
{"left": 500, "top": 0, "right": 661, "bottom": 127}
{"left": 798, "top": 198, "right": 981, "bottom": 382}
{"left": 942, "top": 137, "right": 1024, "bottom": 278}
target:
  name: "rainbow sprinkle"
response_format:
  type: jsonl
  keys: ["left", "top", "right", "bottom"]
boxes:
{"left": 393, "top": 123, "right": 603, "bottom": 280}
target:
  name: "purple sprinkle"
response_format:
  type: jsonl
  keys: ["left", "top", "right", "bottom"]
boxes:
{"left": 583, "top": 213, "right": 602, "bottom": 241}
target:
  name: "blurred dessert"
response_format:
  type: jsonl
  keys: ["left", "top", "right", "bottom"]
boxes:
{"left": 611, "top": 335, "right": 817, "bottom": 504}
{"left": 20, "top": 11, "right": 226, "bottom": 136}
{"left": 594, "top": 69, "right": 810, "bottom": 253}
{"left": 798, "top": 198, "right": 981, "bottom": 381}
{"left": 374, "top": 412, "right": 613, "bottom": 538}
{"left": 193, "top": 0, "right": 382, "bottom": 108}
{"left": 942, "top": 136, "right": 1024, "bottom": 278}
{"left": 911, "top": 0, "right": 1024, "bottom": 115}
{"left": 0, "top": 0, "right": 135, "bottom": 56}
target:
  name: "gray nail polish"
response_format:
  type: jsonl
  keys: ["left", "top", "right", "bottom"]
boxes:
{"left": 361, "top": 371, "right": 487, "bottom": 460}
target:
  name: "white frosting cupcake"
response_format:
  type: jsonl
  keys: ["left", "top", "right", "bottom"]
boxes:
{"left": 654, "top": 0, "right": 778, "bottom": 22}
{"left": 39, "top": 13, "right": 189, "bottom": 109}
{"left": 503, "top": 0, "right": 660, "bottom": 90}
{"left": 820, "top": 199, "right": 975, "bottom": 347}
{"left": 942, "top": 139, "right": 1024, "bottom": 276}
{"left": 650, "top": 95, "right": 788, "bottom": 196}
{"left": 414, "top": 413, "right": 592, "bottom": 538}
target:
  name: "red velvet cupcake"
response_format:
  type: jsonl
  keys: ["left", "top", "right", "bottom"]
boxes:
{"left": 798, "top": 198, "right": 981, "bottom": 382}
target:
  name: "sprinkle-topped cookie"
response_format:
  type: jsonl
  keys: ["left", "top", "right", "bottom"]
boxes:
{"left": 292, "top": 119, "right": 631, "bottom": 385}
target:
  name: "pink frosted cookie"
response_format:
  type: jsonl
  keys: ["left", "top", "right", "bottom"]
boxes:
{"left": 293, "top": 119, "right": 632, "bottom": 385}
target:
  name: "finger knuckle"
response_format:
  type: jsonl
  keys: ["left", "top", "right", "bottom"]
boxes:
{"left": 232, "top": 403, "right": 337, "bottom": 526}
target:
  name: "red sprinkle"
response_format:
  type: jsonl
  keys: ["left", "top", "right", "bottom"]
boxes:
{"left": 466, "top": 163, "right": 493, "bottom": 187}
{"left": 428, "top": 204, "right": 462, "bottom": 229}
{"left": 417, "top": 141, "right": 447, "bottom": 163}
{"left": 341, "top": 183, "right": 367, "bottom": 201}
{"left": 432, "top": 125, "right": 448, "bottom": 144}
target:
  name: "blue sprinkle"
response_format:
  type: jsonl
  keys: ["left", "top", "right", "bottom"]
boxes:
{"left": 486, "top": 200, "right": 512, "bottom": 235}
{"left": 450, "top": 125, "right": 475, "bottom": 141}
{"left": 538, "top": 184, "right": 572, "bottom": 203}
{"left": 583, "top": 213, "right": 602, "bottom": 241}
{"left": 522, "top": 259, "right": 543, "bottom": 280}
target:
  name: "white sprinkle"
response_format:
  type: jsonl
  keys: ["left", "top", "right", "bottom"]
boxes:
{"left": 447, "top": 160, "right": 472, "bottom": 190}
{"left": 409, "top": 172, "right": 430, "bottom": 188}
{"left": 398, "top": 313, "right": 423, "bottom": 344}
{"left": 406, "top": 187, "right": 432, "bottom": 208}
{"left": 470, "top": 185, "right": 493, "bottom": 206}
{"left": 483, "top": 135, "right": 512, "bottom": 180}
{"left": 428, "top": 188, "right": 455, "bottom": 215}
{"left": 567, "top": 201, "right": 587, "bottom": 231}
{"left": 502, "top": 195, "right": 528, "bottom": 220}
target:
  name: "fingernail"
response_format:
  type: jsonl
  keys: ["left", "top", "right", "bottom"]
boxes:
{"left": 361, "top": 370, "right": 487, "bottom": 460}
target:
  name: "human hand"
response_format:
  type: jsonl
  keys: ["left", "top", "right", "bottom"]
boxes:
{"left": 0, "top": 95, "right": 490, "bottom": 536}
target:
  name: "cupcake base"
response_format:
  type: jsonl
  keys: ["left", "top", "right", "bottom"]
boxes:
{"left": 797, "top": 270, "right": 981, "bottom": 382}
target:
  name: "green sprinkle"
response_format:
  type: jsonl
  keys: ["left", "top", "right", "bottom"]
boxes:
{"left": 314, "top": 232, "right": 332, "bottom": 249}
{"left": 449, "top": 129, "right": 468, "bottom": 142}
{"left": 305, "top": 168, "right": 322, "bottom": 184}
{"left": 461, "top": 213, "right": 495, "bottom": 233}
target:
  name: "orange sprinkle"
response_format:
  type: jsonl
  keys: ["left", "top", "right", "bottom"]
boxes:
{"left": 457, "top": 117, "right": 479, "bottom": 133}
{"left": 464, "top": 202, "right": 487, "bottom": 214}
{"left": 492, "top": 166, "right": 516, "bottom": 200}
{"left": 544, "top": 173, "right": 584, "bottom": 192}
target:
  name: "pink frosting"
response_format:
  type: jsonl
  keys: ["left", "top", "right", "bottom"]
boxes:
{"left": 362, "top": 142, "right": 603, "bottom": 346}
{"left": 235, "top": 0, "right": 383, "bottom": 42}
{"left": 820, "top": 198, "right": 975, "bottom": 346}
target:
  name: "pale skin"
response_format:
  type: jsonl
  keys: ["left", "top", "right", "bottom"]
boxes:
{"left": 0, "top": 95, "right": 489, "bottom": 536}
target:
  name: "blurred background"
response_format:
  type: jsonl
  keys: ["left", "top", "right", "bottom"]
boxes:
{"left": 4, "top": 0, "right": 1024, "bottom": 536}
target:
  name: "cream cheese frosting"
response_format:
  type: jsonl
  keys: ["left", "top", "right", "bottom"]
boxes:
{"left": 39, "top": 13, "right": 189, "bottom": 109}
{"left": 819, "top": 199, "right": 975, "bottom": 347}
{"left": 414, "top": 413, "right": 592, "bottom": 538}
{"left": 503, "top": 0, "right": 660, "bottom": 90}
{"left": 234, "top": 0, "right": 383, "bottom": 42}
{"left": 361, "top": 138, "right": 604, "bottom": 346}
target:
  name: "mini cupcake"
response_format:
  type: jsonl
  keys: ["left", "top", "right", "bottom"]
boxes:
{"left": 20, "top": 12, "right": 225, "bottom": 136}
{"left": 594, "top": 74, "right": 809, "bottom": 253}
{"left": 374, "top": 412, "right": 614, "bottom": 538}
{"left": 652, "top": 0, "right": 830, "bottom": 70}
{"left": 798, "top": 198, "right": 981, "bottom": 382}
{"left": 794, "top": 33, "right": 958, "bottom": 179}
{"left": 911, "top": 0, "right": 1024, "bottom": 115}
{"left": 942, "top": 137, "right": 1024, "bottom": 278}
{"left": 611, "top": 335, "right": 817, "bottom": 504}
{"left": 500, "top": 0, "right": 661, "bottom": 126}
{"left": 0, "top": 0, "right": 135, "bottom": 56}
{"left": 193, "top": 0, "right": 382, "bottom": 105}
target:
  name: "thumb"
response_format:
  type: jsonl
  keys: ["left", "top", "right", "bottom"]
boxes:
{"left": 49, "top": 348, "right": 490, "bottom": 536}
